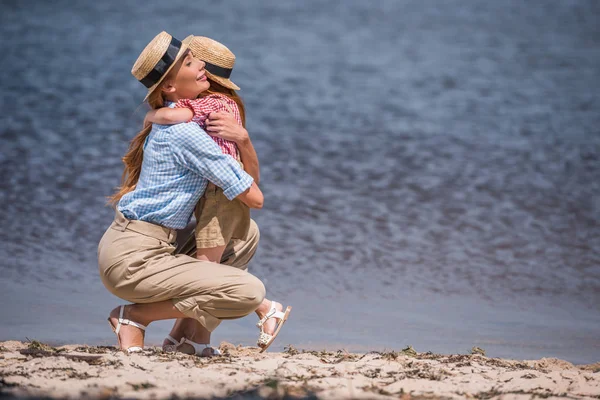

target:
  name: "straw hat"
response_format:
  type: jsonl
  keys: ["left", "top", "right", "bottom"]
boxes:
{"left": 131, "top": 31, "right": 192, "bottom": 101}
{"left": 188, "top": 36, "right": 240, "bottom": 91}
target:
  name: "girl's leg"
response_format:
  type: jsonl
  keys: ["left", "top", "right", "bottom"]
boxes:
{"left": 162, "top": 318, "right": 213, "bottom": 356}
{"left": 162, "top": 245, "right": 226, "bottom": 353}
{"left": 165, "top": 301, "right": 282, "bottom": 351}
{"left": 213, "top": 223, "right": 284, "bottom": 337}
{"left": 163, "top": 245, "right": 226, "bottom": 354}
{"left": 177, "top": 219, "right": 261, "bottom": 271}
{"left": 171, "top": 220, "right": 275, "bottom": 345}
{"left": 162, "top": 318, "right": 188, "bottom": 349}
{"left": 196, "top": 245, "right": 227, "bottom": 263}
{"left": 179, "top": 320, "right": 213, "bottom": 356}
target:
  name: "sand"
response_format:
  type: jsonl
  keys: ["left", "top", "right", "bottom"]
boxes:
{"left": 0, "top": 340, "right": 598, "bottom": 399}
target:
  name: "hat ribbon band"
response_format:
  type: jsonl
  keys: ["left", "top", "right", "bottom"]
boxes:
{"left": 205, "top": 62, "right": 232, "bottom": 79}
{"left": 140, "top": 37, "right": 183, "bottom": 88}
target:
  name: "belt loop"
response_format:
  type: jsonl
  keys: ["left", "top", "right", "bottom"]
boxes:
{"left": 119, "top": 219, "right": 131, "bottom": 232}
{"left": 115, "top": 209, "right": 131, "bottom": 232}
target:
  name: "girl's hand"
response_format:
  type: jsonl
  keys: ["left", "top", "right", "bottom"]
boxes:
{"left": 205, "top": 111, "right": 249, "bottom": 144}
{"left": 144, "top": 110, "right": 158, "bottom": 128}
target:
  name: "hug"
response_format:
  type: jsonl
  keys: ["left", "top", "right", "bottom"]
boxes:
{"left": 98, "top": 32, "right": 291, "bottom": 357}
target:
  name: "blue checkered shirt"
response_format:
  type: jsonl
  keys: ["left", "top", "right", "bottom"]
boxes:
{"left": 117, "top": 120, "right": 253, "bottom": 229}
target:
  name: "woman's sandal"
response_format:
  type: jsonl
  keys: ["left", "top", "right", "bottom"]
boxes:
{"left": 107, "top": 305, "right": 146, "bottom": 354}
{"left": 164, "top": 335, "right": 222, "bottom": 357}
{"left": 257, "top": 301, "right": 292, "bottom": 353}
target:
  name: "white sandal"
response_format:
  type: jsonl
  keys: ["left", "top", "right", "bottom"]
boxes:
{"left": 164, "top": 335, "right": 221, "bottom": 357}
{"left": 256, "top": 301, "right": 292, "bottom": 353}
{"left": 107, "top": 305, "right": 146, "bottom": 354}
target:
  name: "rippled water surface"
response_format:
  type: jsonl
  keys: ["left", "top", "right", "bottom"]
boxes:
{"left": 1, "top": 0, "right": 599, "bottom": 363}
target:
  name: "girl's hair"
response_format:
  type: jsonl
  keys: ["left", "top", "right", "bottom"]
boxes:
{"left": 108, "top": 88, "right": 164, "bottom": 206}
{"left": 202, "top": 79, "right": 246, "bottom": 127}
{"left": 108, "top": 76, "right": 246, "bottom": 206}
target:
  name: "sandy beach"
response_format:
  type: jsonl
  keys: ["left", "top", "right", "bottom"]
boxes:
{"left": 1, "top": 340, "right": 598, "bottom": 399}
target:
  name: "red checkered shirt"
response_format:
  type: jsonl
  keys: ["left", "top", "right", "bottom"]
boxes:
{"left": 175, "top": 94, "right": 241, "bottom": 160}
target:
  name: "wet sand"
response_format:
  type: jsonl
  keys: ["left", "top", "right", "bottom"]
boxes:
{"left": 1, "top": 340, "right": 598, "bottom": 399}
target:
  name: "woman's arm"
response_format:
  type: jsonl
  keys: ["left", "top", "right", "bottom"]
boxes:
{"left": 170, "top": 124, "right": 260, "bottom": 207}
{"left": 236, "top": 135, "right": 260, "bottom": 185}
{"left": 205, "top": 111, "right": 260, "bottom": 184}
{"left": 145, "top": 107, "right": 193, "bottom": 125}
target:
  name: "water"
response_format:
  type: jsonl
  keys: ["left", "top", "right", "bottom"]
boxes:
{"left": 1, "top": 0, "right": 599, "bottom": 364}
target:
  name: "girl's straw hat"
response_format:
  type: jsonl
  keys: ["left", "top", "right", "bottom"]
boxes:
{"left": 131, "top": 31, "right": 192, "bottom": 101}
{"left": 188, "top": 36, "right": 241, "bottom": 91}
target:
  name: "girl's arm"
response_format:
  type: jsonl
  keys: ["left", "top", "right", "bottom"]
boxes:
{"left": 145, "top": 107, "right": 193, "bottom": 125}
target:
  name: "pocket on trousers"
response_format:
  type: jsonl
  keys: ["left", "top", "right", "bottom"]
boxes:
{"left": 122, "top": 235, "right": 165, "bottom": 280}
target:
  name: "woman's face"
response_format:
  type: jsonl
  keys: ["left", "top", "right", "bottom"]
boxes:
{"left": 166, "top": 51, "right": 210, "bottom": 100}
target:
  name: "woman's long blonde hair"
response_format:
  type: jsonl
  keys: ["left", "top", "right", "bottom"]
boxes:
{"left": 108, "top": 89, "right": 164, "bottom": 205}
{"left": 108, "top": 77, "right": 246, "bottom": 206}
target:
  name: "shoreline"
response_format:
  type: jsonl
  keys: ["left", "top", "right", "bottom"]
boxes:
{"left": 1, "top": 341, "right": 599, "bottom": 399}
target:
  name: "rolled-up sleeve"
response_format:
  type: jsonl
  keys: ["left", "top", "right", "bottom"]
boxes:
{"left": 168, "top": 123, "right": 253, "bottom": 200}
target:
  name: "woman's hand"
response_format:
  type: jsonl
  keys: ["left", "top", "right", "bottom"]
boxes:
{"left": 207, "top": 110, "right": 261, "bottom": 184}
{"left": 205, "top": 111, "right": 249, "bottom": 144}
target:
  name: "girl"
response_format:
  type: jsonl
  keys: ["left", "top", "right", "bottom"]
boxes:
{"left": 143, "top": 35, "right": 290, "bottom": 355}
{"left": 144, "top": 57, "right": 249, "bottom": 264}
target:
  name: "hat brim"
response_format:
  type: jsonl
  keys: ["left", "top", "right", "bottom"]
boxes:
{"left": 205, "top": 70, "right": 240, "bottom": 91}
{"left": 143, "top": 35, "right": 193, "bottom": 101}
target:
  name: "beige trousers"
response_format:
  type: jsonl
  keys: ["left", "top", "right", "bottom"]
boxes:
{"left": 98, "top": 210, "right": 265, "bottom": 332}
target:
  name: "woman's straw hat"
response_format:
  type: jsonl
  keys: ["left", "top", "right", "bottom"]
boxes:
{"left": 188, "top": 36, "right": 240, "bottom": 91}
{"left": 131, "top": 31, "right": 192, "bottom": 101}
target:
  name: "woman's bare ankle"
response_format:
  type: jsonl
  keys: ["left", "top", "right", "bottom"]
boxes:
{"left": 124, "top": 304, "right": 151, "bottom": 327}
{"left": 108, "top": 305, "right": 145, "bottom": 350}
{"left": 255, "top": 299, "right": 276, "bottom": 317}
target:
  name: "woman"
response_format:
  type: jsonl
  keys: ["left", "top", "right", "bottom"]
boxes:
{"left": 99, "top": 31, "right": 268, "bottom": 353}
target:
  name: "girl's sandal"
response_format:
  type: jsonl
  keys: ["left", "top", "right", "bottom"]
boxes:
{"left": 256, "top": 301, "right": 292, "bottom": 353}
{"left": 107, "top": 305, "right": 146, "bottom": 354}
{"left": 164, "top": 335, "right": 221, "bottom": 357}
